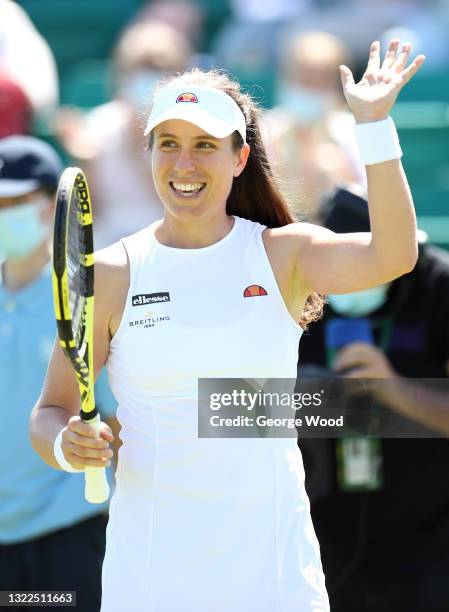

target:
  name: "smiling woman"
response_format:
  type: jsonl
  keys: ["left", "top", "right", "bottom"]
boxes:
{"left": 152, "top": 121, "right": 242, "bottom": 211}
{"left": 144, "top": 71, "right": 324, "bottom": 326}
{"left": 30, "top": 41, "right": 425, "bottom": 612}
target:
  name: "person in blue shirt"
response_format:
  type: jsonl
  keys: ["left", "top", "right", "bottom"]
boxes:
{"left": 0, "top": 136, "right": 117, "bottom": 612}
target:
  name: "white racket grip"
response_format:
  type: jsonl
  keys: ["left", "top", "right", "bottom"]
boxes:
{"left": 84, "top": 414, "right": 110, "bottom": 504}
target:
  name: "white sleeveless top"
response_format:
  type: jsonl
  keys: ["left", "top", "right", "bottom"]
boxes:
{"left": 102, "top": 216, "right": 329, "bottom": 612}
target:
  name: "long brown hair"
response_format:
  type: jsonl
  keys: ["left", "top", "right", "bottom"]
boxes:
{"left": 151, "top": 68, "right": 324, "bottom": 329}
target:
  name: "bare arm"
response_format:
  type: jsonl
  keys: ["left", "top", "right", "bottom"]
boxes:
{"left": 283, "top": 41, "right": 425, "bottom": 297}
{"left": 29, "top": 242, "right": 128, "bottom": 470}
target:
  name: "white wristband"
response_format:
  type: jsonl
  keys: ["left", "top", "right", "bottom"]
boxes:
{"left": 354, "top": 116, "right": 402, "bottom": 166}
{"left": 53, "top": 429, "right": 83, "bottom": 473}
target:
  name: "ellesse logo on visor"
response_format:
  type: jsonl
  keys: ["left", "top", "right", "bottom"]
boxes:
{"left": 176, "top": 92, "right": 198, "bottom": 103}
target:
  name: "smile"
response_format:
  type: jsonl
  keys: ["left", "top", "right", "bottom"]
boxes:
{"left": 170, "top": 182, "right": 206, "bottom": 197}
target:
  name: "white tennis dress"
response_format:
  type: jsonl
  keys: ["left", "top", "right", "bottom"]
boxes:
{"left": 102, "top": 216, "right": 329, "bottom": 612}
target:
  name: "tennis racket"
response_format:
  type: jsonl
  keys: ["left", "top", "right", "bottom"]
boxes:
{"left": 52, "top": 167, "right": 109, "bottom": 504}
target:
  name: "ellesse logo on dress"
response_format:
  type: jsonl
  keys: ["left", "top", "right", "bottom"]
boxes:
{"left": 132, "top": 292, "right": 170, "bottom": 306}
{"left": 243, "top": 285, "right": 268, "bottom": 297}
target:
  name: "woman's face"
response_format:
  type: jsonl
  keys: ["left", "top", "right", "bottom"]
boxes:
{"left": 151, "top": 119, "right": 249, "bottom": 220}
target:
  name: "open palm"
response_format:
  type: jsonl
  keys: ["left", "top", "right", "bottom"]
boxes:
{"left": 340, "top": 40, "right": 426, "bottom": 123}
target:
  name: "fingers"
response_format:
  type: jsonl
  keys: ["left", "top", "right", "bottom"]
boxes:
{"left": 381, "top": 39, "right": 400, "bottom": 70}
{"left": 362, "top": 41, "right": 381, "bottom": 85}
{"left": 361, "top": 39, "right": 425, "bottom": 91}
{"left": 332, "top": 342, "right": 377, "bottom": 372}
{"left": 365, "top": 40, "right": 381, "bottom": 74}
{"left": 340, "top": 367, "right": 371, "bottom": 379}
{"left": 339, "top": 65, "right": 355, "bottom": 90}
{"left": 63, "top": 428, "right": 110, "bottom": 450}
{"left": 100, "top": 424, "right": 114, "bottom": 442}
{"left": 401, "top": 54, "right": 426, "bottom": 83}
{"left": 384, "top": 40, "right": 426, "bottom": 78}
{"left": 392, "top": 42, "right": 412, "bottom": 72}
{"left": 67, "top": 455, "right": 111, "bottom": 470}
{"left": 62, "top": 439, "right": 113, "bottom": 469}
{"left": 62, "top": 416, "right": 113, "bottom": 469}
{"left": 65, "top": 441, "right": 112, "bottom": 462}
{"left": 67, "top": 415, "right": 114, "bottom": 441}
{"left": 379, "top": 39, "right": 412, "bottom": 73}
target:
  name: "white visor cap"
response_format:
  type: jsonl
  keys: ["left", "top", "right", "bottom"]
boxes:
{"left": 144, "top": 84, "right": 247, "bottom": 144}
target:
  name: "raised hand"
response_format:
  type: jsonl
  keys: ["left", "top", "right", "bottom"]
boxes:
{"left": 340, "top": 40, "right": 425, "bottom": 124}
{"left": 333, "top": 342, "right": 397, "bottom": 380}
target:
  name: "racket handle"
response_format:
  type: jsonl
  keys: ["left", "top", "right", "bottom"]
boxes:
{"left": 84, "top": 414, "right": 110, "bottom": 504}
{"left": 85, "top": 466, "right": 110, "bottom": 504}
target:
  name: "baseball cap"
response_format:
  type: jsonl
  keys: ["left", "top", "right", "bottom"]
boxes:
{"left": 0, "top": 136, "right": 63, "bottom": 198}
{"left": 144, "top": 84, "right": 247, "bottom": 143}
{"left": 319, "top": 184, "right": 370, "bottom": 234}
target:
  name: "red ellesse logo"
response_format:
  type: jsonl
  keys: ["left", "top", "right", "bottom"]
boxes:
{"left": 243, "top": 285, "right": 268, "bottom": 297}
{"left": 176, "top": 92, "right": 198, "bottom": 103}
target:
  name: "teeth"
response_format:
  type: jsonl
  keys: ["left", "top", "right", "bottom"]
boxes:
{"left": 172, "top": 182, "right": 205, "bottom": 192}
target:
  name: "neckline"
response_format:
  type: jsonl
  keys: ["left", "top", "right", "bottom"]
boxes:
{"left": 148, "top": 215, "right": 240, "bottom": 254}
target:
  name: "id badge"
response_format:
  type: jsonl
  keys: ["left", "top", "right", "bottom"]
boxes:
{"left": 337, "top": 438, "right": 383, "bottom": 491}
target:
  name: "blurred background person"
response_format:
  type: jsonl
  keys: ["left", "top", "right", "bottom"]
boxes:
{"left": 263, "top": 31, "right": 364, "bottom": 221}
{"left": 0, "top": 74, "right": 32, "bottom": 138}
{"left": 0, "top": 136, "right": 117, "bottom": 612}
{"left": 212, "top": 0, "right": 309, "bottom": 110}
{"left": 0, "top": 0, "right": 59, "bottom": 113}
{"left": 283, "top": 0, "right": 449, "bottom": 74}
{"left": 298, "top": 185, "right": 449, "bottom": 612}
{"left": 130, "top": 0, "right": 205, "bottom": 51}
{"left": 213, "top": 0, "right": 310, "bottom": 68}
{"left": 56, "top": 19, "right": 194, "bottom": 248}
{"left": 130, "top": 0, "right": 214, "bottom": 70}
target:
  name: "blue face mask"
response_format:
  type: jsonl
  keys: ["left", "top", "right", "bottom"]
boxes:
{"left": 328, "top": 285, "right": 390, "bottom": 318}
{"left": 0, "top": 201, "right": 47, "bottom": 258}
{"left": 277, "top": 84, "right": 330, "bottom": 124}
{"left": 121, "top": 69, "right": 163, "bottom": 110}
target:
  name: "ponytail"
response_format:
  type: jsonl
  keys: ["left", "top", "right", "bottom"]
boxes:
{"left": 226, "top": 115, "right": 292, "bottom": 228}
